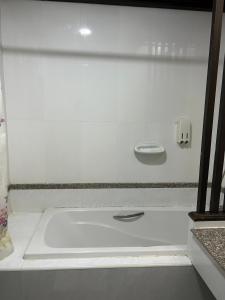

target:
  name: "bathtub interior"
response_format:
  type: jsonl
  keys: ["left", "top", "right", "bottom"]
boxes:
{"left": 24, "top": 207, "right": 190, "bottom": 259}
{"left": 45, "top": 209, "right": 189, "bottom": 248}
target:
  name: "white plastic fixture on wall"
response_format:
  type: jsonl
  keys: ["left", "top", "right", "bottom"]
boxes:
{"left": 175, "top": 117, "right": 192, "bottom": 145}
{"left": 134, "top": 143, "right": 165, "bottom": 154}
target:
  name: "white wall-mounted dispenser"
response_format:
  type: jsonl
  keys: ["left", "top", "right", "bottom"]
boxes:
{"left": 176, "top": 117, "right": 191, "bottom": 145}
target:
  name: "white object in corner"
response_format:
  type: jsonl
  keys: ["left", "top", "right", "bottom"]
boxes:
{"left": 176, "top": 117, "right": 191, "bottom": 145}
{"left": 0, "top": 232, "right": 14, "bottom": 260}
{"left": 134, "top": 143, "right": 165, "bottom": 154}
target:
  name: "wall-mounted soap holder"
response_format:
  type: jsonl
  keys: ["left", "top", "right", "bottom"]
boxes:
{"left": 134, "top": 143, "right": 165, "bottom": 154}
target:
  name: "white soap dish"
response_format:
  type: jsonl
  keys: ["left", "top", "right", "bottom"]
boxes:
{"left": 134, "top": 143, "right": 165, "bottom": 154}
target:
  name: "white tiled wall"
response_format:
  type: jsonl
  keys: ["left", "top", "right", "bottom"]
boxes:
{"left": 1, "top": 0, "right": 224, "bottom": 183}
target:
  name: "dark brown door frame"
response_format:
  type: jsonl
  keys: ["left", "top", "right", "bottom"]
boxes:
{"left": 210, "top": 57, "right": 225, "bottom": 213}
{"left": 39, "top": 0, "right": 222, "bottom": 12}
{"left": 190, "top": 0, "right": 225, "bottom": 221}
{"left": 196, "top": 0, "right": 224, "bottom": 213}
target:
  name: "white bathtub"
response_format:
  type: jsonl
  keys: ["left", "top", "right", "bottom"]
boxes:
{"left": 24, "top": 207, "right": 190, "bottom": 259}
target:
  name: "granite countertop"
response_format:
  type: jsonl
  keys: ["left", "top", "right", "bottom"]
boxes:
{"left": 192, "top": 228, "right": 225, "bottom": 271}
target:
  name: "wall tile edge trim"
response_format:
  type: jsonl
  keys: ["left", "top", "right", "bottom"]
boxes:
{"left": 8, "top": 182, "right": 202, "bottom": 190}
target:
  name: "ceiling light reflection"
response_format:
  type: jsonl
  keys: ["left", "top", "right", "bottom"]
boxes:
{"left": 79, "top": 27, "right": 92, "bottom": 37}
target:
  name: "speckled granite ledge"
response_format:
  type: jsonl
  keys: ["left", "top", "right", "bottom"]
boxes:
{"left": 8, "top": 182, "right": 199, "bottom": 190}
{"left": 192, "top": 228, "right": 225, "bottom": 271}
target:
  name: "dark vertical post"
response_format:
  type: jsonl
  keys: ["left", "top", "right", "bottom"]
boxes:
{"left": 223, "top": 190, "right": 225, "bottom": 212}
{"left": 197, "top": 0, "right": 224, "bottom": 213}
{"left": 210, "top": 58, "right": 225, "bottom": 213}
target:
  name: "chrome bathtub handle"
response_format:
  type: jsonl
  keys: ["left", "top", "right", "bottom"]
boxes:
{"left": 113, "top": 212, "right": 144, "bottom": 222}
